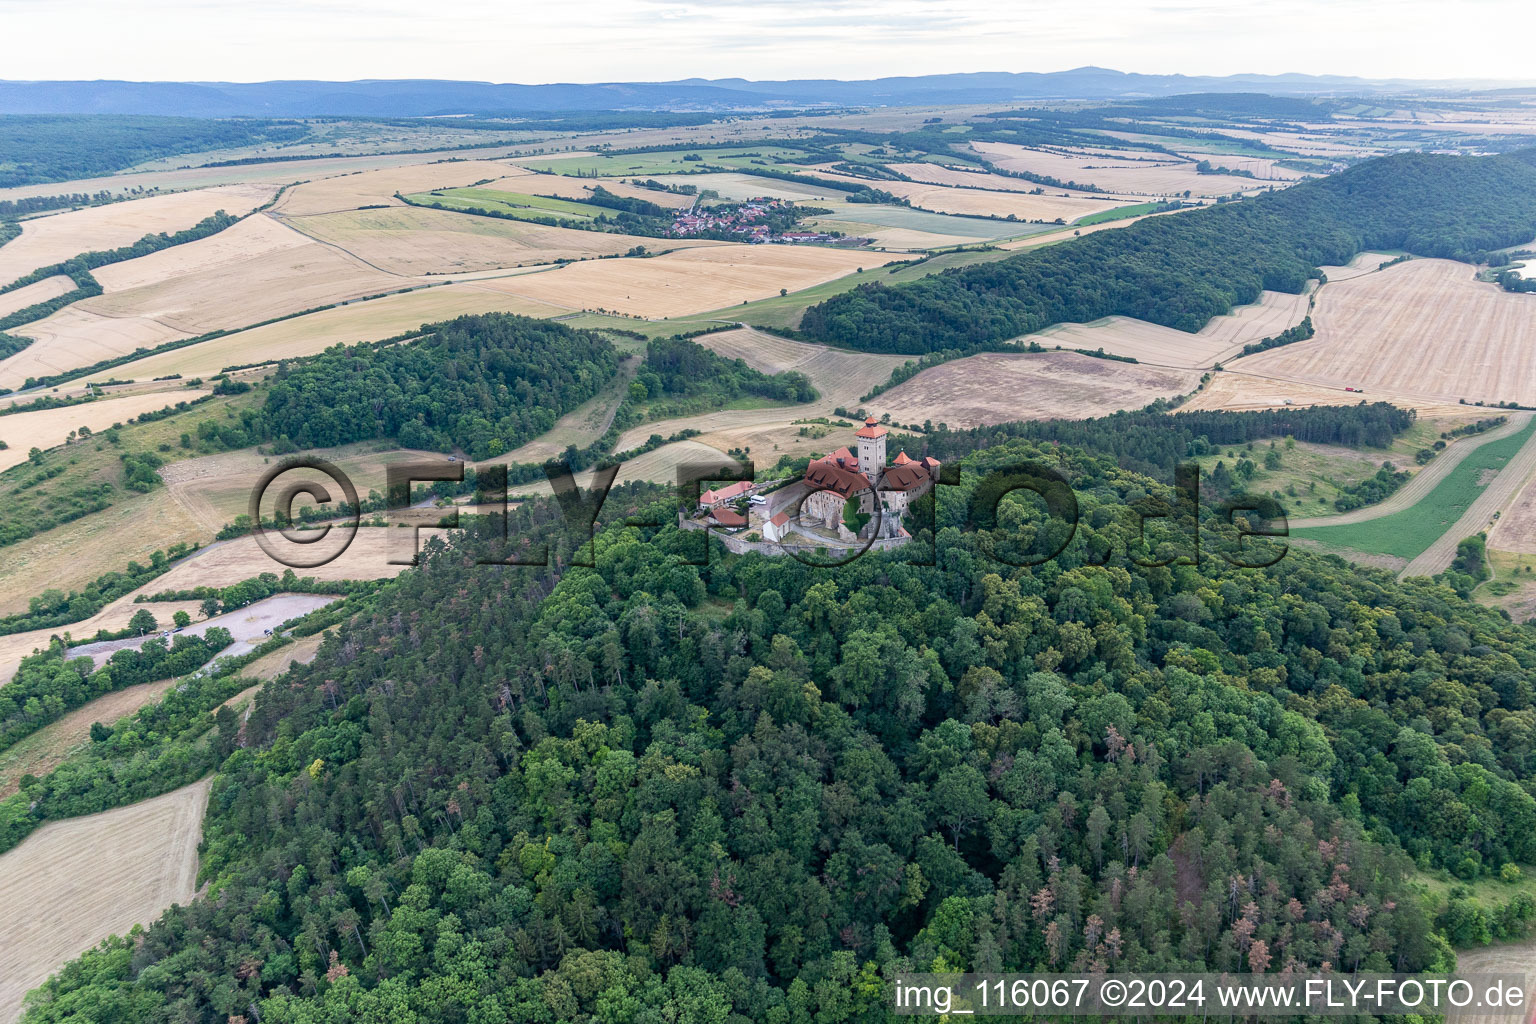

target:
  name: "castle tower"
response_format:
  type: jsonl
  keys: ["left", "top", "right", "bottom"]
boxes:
{"left": 855, "top": 416, "right": 887, "bottom": 483}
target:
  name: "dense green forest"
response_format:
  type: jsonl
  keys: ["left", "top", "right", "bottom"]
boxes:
{"left": 16, "top": 429, "right": 1536, "bottom": 1022}
{"left": 0, "top": 116, "right": 307, "bottom": 186}
{"left": 799, "top": 151, "right": 1536, "bottom": 353}
{"left": 898, "top": 402, "right": 1415, "bottom": 480}
{"left": 622, "top": 336, "right": 818, "bottom": 423}
{"left": 237, "top": 314, "right": 621, "bottom": 460}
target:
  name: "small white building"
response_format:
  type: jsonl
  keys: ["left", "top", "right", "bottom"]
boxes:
{"left": 763, "top": 510, "right": 792, "bottom": 543}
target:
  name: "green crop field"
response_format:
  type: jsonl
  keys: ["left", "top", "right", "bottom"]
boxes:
{"left": 405, "top": 187, "right": 601, "bottom": 220}
{"left": 1074, "top": 201, "right": 1169, "bottom": 226}
{"left": 1291, "top": 416, "right": 1536, "bottom": 560}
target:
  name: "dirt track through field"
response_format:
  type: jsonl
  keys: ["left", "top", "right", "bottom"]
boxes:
{"left": 1288, "top": 415, "right": 1534, "bottom": 528}
{"left": 1401, "top": 420, "right": 1536, "bottom": 577}
{"left": 0, "top": 777, "right": 212, "bottom": 1023}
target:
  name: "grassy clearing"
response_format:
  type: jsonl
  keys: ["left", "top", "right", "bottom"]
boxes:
{"left": 1291, "top": 416, "right": 1536, "bottom": 560}
{"left": 1193, "top": 422, "right": 1439, "bottom": 513}
{"left": 1074, "top": 201, "right": 1169, "bottom": 226}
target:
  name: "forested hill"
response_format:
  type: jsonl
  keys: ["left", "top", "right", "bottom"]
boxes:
{"left": 799, "top": 151, "right": 1536, "bottom": 354}
{"left": 219, "top": 314, "right": 622, "bottom": 460}
{"left": 21, "top": 435, "right": 1536, "bottom": 1022}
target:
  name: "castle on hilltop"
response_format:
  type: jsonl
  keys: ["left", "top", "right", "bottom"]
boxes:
{"left": 796, "top": 417, "right": 941, "bottom": 540}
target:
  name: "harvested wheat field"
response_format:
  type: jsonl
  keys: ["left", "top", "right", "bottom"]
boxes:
{"left": 0, "top": 390, "right": 210, "bottom": 473}
{"left": 82, "top": 219, "right": 403, "bottom": 331}
{"left": 1234, "top": 259, "right": 1536, "bottom": 406}
{"left": 90, "top": 212, "right": 312, "bottom": 293}
{"left": 150, "top": 528, "right": 407, "bottom": 592}
{"left": 970, "top": 142, "right": 1271, "bottom": 197}
{"left": 0, "top": 777, "right": 212, "bottom": 1023}
{"left": 801, "top": 165, "right": 1130, "bottom": 222}
{"left": 877, "top": 350, "right": 1201, "bottom": 428}
{"left": 1444, "top": 933, "right": 1536, "bottom": 1024}
{"left": 1178, "top": 370, "right": 1467, "bottom": 415}
{"left": 874, "top": 181, "right": 1127, "bottom": 222}
{"left": 96, "top": 281, "right": 565, "bottom": 383}
{"left": 0, "top": 307, "right": 198, "bottom": 388}
{"left": 0, "top": 275, "right": 73, "bottom": 319}
{"left": 0, "top": 678, "right": 182, "bottom": 797}
{"left": 488, "top": 244, "right": 902, "bottom": 318}
{"left": 272, "top": 160, "right": 534, "bottom": 216}
{"left": 283, "top": 205, "right": 722, "bottom": 275}
{"left": 1021, "top": 287, "right": 1313, "bottom": 368}
{"left": 3, "top": 221, "right": 406, "bottom": 387}
{"left": 1488, "top": 475, "right": 1536, "bottom": 556}
{"left": 0, "top": 184, "right": 278, "bottom": 286}
{"left": 1318, "top": 250, "right": 1406, "bottom": 282}
{"left": 694, "top": 326, "right": 908, "bottom": 402}
{"left": 886, "top": 161, "right": 1096, "bottom": 195}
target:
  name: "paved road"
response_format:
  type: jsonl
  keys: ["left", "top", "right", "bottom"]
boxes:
{"left": 1401, "top": 418, "right": 1536, "bottom": 577}
{"left": 1289, "top": 413, "right": 1533, "bottom": 528}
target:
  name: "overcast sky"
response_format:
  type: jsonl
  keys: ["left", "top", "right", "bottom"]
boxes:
{"left": 2, "top": 0, "right": 1531, "bottom": 84}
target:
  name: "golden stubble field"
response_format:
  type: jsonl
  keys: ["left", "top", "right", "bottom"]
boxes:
{"left": 1232, "top": 259, "right": 1536, "bottom": 406}
{"left": 0, "top": 389, "right": 210, "bottom": 474}
{"left": 93, "top": 282, "right": 566, "bottom": 383}
{"left": 271, "top": 160, "right": 537, "bottom": 216}
{"left": 1021, "top": 287, "right": 1314, "bottom": 368}
{"left": 483, "top": 244, "right": 905, "bottom": 318}
{"left": 0, "top": 215, "right": 410, "bottom": 388}
{"left": 0, "top": 777, "right": 213, "bottom": 1024}
{"left": 877, "top": 350, "right": 1202, "bottom": 428}
{"left": 969, "top": 141, "right": 1276, "bottom": 197}
{"left": 0, "top": 275, "right": 73, "bottom": 319}
{"left": 281, "top": 205, "right": 725, "bottom": 275}
{"left": 0, "top": 184, "right": 279, "bottom": 286}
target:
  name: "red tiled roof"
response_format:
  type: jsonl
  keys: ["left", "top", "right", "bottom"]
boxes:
{"left": 892, "top": 450, "right": 913, "bottom": 465}
{"left": 881, "top": 462, "right": 930, "bottom": 493}
{"left": 700, "top": 480, "right": 753, "bottom": 505}
{"left": 803, "top": 460, "right": 870, "bottom": 498}
{"left": 770, "top": 511, "right": 790, "bottom": 526}
{"left": 855, "top": 415, "right": 888, "bottom": 439}
{"left": 708, "top": 508, "right": 747, "bottom": 527}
